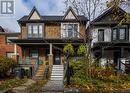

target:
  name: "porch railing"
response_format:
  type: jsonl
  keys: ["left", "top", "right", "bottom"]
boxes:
{"left": 17, "top": 58, "right": 39, "bottom": 76}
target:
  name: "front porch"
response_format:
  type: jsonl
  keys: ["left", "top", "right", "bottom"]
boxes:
{"left": 92, "top": 42, "right": 130, "bottom": 73}
{"left": 11, "top": 39, "right": 84, "bottom": 78}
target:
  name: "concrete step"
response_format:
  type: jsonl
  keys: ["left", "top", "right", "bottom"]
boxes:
{"left": 52, "top": 69, "right": 64, "bottom": 71}
{"left": 50, "top": 77, "right": 63, "bottom": 81}
{"left": 53, "top": 66, "right": 64, "bottom": 68}
{"left": 53, "top": 65, "right": 64, "bottom": 66}
{"left": 51, "top": 76, "right": 64, "bottom": 78}
{"left": 51, "top": 73, "right": 63, "bottom": 76}
{"left": 52, "top": 70, "right": 64, "bottom": 72}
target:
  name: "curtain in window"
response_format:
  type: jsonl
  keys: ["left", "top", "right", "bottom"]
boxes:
{"left": 113, "top": 29, "right": 117, "bottom": 40}
{"left": 98, "top": 29, "right": 104, "bottom": 41}
{"left": 119, "top": 28, "right": 125, "bottom": 40}
{"left": 62, "top": 23, "right": 78, "bottom": 38}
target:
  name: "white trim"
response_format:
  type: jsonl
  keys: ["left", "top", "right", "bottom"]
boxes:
{"left": 61, "top": 23, "right": 79, "bottom": 38}
{"left": 29, "top": 11, "right": 41, "bottom": 20}
{"left": 14, "top": 44, "right": 17, "bottom": 55}
{"left": 27, "top": 23, "right": 44, "bottom": 38}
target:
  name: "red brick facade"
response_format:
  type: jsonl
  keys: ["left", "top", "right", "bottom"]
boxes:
{"left": 0, "top": 31, "right": 21, "bottom": 58}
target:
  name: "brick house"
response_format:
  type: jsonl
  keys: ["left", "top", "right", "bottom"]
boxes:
{"left": 90, "top": 6, "right": 130, "bottom": 73}
{"left": 10, "top": 7, "right": 87, "bottom": 78}
{"left": 0, "top": 26, "right": 20, "bottom": 58}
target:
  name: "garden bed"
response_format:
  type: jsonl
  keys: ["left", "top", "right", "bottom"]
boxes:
{"left": 65, "top": 58, "right": 130, "bottom": 92}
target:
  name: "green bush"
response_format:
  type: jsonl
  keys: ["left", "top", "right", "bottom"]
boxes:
{"left": 70, "top": 60, "right": 86, "bottom": 79}
{"left": 63, "top": 44, "right": 74, "bottom": 55}
{"left": 0, "top": 56, "right": 16, "bottom": 77}
{"left": 77, "top": 44, "right": 86, "bottom": 56}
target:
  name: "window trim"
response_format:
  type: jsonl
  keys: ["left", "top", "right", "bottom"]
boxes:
{"left": 6, "top": 36, "right": 18, "bottom": 44}
{"left": 27, "top": 23, "right": 43, "bottom": 39}
{"left": 119, "top": 27, "right": 126, "bottom": 40}
{"left": 61, "top": 23, "right": 79, "bottom": 38}
{"left": 6, "top": 52, "right": 20, "bottom": 58}
{"left": 112, "top": 28, "right": 118, "bottom": 41}
{"left": 29, "top": 48, "right": 39, "bottom": 59}
{"left": 98, "top": 29, "right": 104, "bottom": 42}
{"left": 112, "top": 27, "right": 127, "bottom": 41}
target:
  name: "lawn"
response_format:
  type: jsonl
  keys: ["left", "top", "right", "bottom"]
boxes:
{"left": 0, "top": 78, "right": 27, "bottom": 90}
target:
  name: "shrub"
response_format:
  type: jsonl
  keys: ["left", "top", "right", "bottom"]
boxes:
{"left": 63, "top": 43, "right": 74, "bottom": 56}
{"left": 77, "top": 44, "right": 86, "bottom": 56}
{"left": 0, "top": 56, "right": 16, "bottom": 77}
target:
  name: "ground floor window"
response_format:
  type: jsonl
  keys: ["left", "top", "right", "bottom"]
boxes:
{"left": 30, "top": 49, "right": 38, "bottom": 58}
{"left": 6, "top": 52, "right": 14, "bottom": 58}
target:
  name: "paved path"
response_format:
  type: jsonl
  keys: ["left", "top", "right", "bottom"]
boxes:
{"left": 42, "top": 65, "right": 64, "bottom": 92}
{"left": 43, "top": 80, "right": 64, "bottom": 92}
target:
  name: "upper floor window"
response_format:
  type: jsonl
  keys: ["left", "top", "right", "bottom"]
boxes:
{"left": 6, "top": 36, "right": 18, "bottom": 44}
{"left": 112, "top": 28, "right": 117, "bottom": 40}
{"left": 119, "top": 28, "right": 126, "bottom": 40}
{"left": 61, "top": 23, "right": 79, "bottom": 38}
{"left": 28, "top": 24, "right": 43, "bottom": 38}
{"left": 98, "top": 29, "right": 104, "bottom": 41}
{"left": 112, "top": 27, "right": 126, "bottom": 41}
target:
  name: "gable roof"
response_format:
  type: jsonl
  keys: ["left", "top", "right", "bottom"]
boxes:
{"left": 91, "top": 6, "right": 128, "bottom": 25}
{"left": 18, "top": 15, "right": 87, "bottom": 23}
{"left": 62, "top": 6, "right": 79, "bottom": 20}
{"left": 18, "top": 6, "right": 88, "bottom": 23}
{"left": 27, "top": 7, "right": 41, "bottom": 20}
{"left": 0, "top": 26, "right": 5, "bottom": 32}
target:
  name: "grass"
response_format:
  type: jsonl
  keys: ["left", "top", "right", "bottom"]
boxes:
{"left": 0, "top": 78, "right": 27, "bottom": 90}
{"left": 65, "top": 59, "right": 130, "bottom": 92}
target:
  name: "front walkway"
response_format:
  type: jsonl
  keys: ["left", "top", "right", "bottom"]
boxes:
{"left": 42, "top": 65, "right": 64, "bottom": 92}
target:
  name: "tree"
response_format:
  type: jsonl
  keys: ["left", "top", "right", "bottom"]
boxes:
{"left": 64, "top": 0, "right": 106, "bottom": 21}
{"left": 106, "top": 0, "right": 130, "bottom": 24}
{"left": 0, "top": 56, "right": 16, "bottom": 78}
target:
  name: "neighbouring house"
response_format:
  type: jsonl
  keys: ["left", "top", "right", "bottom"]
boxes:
{"left": 10, "top": 6, "right": 87, "bottom": 78}
{"left": 90, "top": 6, "right": 130, "bottom": 73}
{"left": 0, "top": 26, "right": 20, "bottom": 59}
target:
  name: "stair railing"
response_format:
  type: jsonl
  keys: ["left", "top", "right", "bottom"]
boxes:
{"left": 43, "top": 65, "right": 49, "bottom": 79}
{"left": 64, "top": 61, "right": 68, "bottom": 82}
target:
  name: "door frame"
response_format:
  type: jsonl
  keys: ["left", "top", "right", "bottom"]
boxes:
{"left": 53, "top": 50, "right": 61, "bottom": 65}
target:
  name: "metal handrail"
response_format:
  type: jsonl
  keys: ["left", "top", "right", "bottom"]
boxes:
{"left": 64, "top": 61, "right": 68, "bottom": 81}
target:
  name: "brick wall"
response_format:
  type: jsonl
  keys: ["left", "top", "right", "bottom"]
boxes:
{"left": 0, "top": 34, "right": 20, "bottom": 58}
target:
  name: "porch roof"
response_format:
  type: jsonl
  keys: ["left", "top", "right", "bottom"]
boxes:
{"left": 92, "top": 42, "right": 130, "bottom": 50}
{"left": 10, "top": 38, "right": 85, "bottom": 45}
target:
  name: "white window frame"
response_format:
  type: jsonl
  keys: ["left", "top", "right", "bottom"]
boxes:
{"left": 27, "top": 23, "right": 43, "bottom": 38}
{"left": 6, "top": 52, "right": 19, "bottom": 58}
{"left": 6, "top": 36, "right": 18, "bottom": 44}
{"left": 61, "top": 23, "right": 79, "bottom": 38}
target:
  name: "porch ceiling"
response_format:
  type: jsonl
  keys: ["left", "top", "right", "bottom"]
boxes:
{"left": 10, "top": 38, "right": 85, "bottom": 45}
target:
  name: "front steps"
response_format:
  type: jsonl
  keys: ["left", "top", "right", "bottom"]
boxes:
{"left": 43, "top": 65, "right": 64, "bottom": 92}
{"left": 50, "top": 65, "right": 64, "bottom": 81}
{"left": 34, "top": 64, "right": 45, "bottom": 80}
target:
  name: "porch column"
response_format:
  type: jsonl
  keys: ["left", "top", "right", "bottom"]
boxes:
{"left": 101, "top": 47, "right": 104, "bottom": 58}
{"left": 50, "top": 43, "right": 52, "bottom": 55}
{"left": 12, "top": 44, "right": 17, "bottom": 61}
{"left": 48, "top": 43, "right": 53, "bottom": 66}
{"left": 120, "top": 48, "right": 124, "bottom": 58}
{"left": 100, "top": 47, "right": 106, "bottom": 67}
{"left": 14, "top": 44, "right": 17, "bottom": 55}
{"left": 118, "top": 48, "right": 124, "bottom": 72}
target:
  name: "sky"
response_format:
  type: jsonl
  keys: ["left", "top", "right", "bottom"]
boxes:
{"left": 0, "top": 0, "right": 65, "bottom": 32}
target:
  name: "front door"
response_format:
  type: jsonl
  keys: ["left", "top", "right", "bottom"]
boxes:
{"left": 114, "top": 51, "right": 121, "bottom": 69}
{"left": 54, "top": 51, "right": 61, "bottom": 65}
